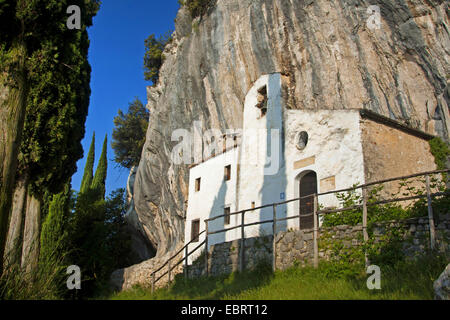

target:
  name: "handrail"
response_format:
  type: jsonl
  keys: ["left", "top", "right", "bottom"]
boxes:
{"left": 151, "top": 229, "right": 205, "bottom": 275}
{"left": 206, "top": 169, "right": 449, "bottom": 223}
{"left": 317, "top": 169, "right": 449, "bottom": 197}
{"left": 154, "top": 240, "right": 206, "bottom": 284}
{"left": 149, "top": 168, "right": 449, "bottom": 290}
{"left": 205, "top": 194, "right": 314, "bottom": 222}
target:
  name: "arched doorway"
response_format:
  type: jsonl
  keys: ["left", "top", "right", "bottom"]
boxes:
{"left": 299, "top": 171, "right": 317, "bottom": 230}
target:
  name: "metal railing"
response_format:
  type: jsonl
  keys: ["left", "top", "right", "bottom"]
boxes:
{"left": 150, "top": 169, "right": 449, "bottom": 292}
{"left": 149, "top": 230, "right": 205, "bottom": 292}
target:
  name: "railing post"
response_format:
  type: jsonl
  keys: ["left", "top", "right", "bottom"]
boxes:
{"left": 240, "top": 211, "right": 245, "bottom": 273}
{"left": 168, "top": 260, "right": 171, "bottom": 287}
{"left": 184, "top": 245, "right": 189, "bottom": 280}
{"left": 298, "top": 197, "right": 301, "bottom": 230}
{"left": 313, "top": 194, "right": 318, "bottom": 269}
{"left": 272, "top": 204, "right": 277, "bottom": 272}
{"left": 426, "top": 175, "right": 436, "bottom": 250}
{"left": 151, "top": 272, "right": 155, "bottom": 293}
{"left": 362, "top": 187, "right": 369, "bottom": 267}
{"left": 204, "top": 220, "right": 209, "bottom": 276}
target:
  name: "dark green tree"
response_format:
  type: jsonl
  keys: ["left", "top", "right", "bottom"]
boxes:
{"left": 104, "top": 188, "right": 132, "bottom": 270}
{"left": 68, "top": 186, "right": 131, "bottom": 297}
{"left": 39, "top": 185, "right": 71, "bottom": 297}
{"left": 143, "top": 32, "right": 172, "bottom": 84}
{"left": 40, "top": 187, "right": 70, "bottom": 267}
{"left": 66, "top": 135, "right": 114, "bottom": 297}
{"left": 80, "top": 133, "right": 95, "bottom": 194}
{"left": 112, "top": 98, "right": 149, "bottom": 169}
{"left": 68, "top": 187, "right": 107, "bottom": 297}
{"left": 91, "top": 135, "right": 108, "bottom": 199}
{"left": 0, "top": 0, "right": 100, "bottom": 272}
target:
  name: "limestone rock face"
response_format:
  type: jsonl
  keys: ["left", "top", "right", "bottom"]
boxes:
{"left": 434, "top": 263, "right": 450, "bottom": 300}
{"left": 116, "top": 0, "right": 449, "bottom": 289}
{"left": 124, "top": 166, "right": 155, "bottom": 264}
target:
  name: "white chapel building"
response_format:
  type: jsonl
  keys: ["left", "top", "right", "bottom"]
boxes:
{"left": 183, "top": 72, "right": 437, "bottom": 264}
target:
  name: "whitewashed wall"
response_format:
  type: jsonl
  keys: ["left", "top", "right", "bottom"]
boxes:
{"left": 184, "top": 147, "right": 239, "bottom": 264}
{"left": 283, "top": 109, "right": 366, "bottom": 230}
{"left": 237, "top": 73, "right": 286, "bottom": 238}
{"left": 184, "top": 73, "right": 367, "bottom": 263}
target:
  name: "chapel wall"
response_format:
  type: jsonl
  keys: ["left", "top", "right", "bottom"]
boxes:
{"left": 360, "top": 118, "right": 437, "bottom": 200}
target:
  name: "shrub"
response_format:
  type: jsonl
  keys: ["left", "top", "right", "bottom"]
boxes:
{"left": 178, "top": 0, "right": 215, "bottom": 19}
{"left": 429, "top": 137, "right": 450, "bottom": 170}
{"left": 143, "top": 32, "right": 172, "bottom": 84}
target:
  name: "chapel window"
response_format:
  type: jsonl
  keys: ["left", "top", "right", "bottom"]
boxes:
{"left": 191, "top": 219, "right": 200, "bottom": 242}
{"left": 224, "top": 165, "right": 231, "bottom": 181}
{"left": 256, "top": 85, "right": 268, "bottom": 118}
{"left": 224, "top": 207, "right": 231, "bottom": 225}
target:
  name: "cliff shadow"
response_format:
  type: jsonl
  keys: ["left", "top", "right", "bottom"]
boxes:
{"left": 207, "top": 180, "right": 228, "bottom": 248}
{"left": 259, "top": 79, "right": 287, "bottom": 240}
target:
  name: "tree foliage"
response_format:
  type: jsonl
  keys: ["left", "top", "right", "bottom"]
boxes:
{"left": 0, "top": 0, "right": 99, "bottom": 273}
{"left": 429, "top": 137, "right": 450, "bottom": 170}
{"left": 38, "top": 185, "right": 71, "bottom": 297}
{"left": 40, "top": 186, "right": 70, "bottom": 267}
{"left": 112, "top": 98, "right": 149, "bottom": 169}
{"left": 91, "top": 135, "right": 108, "bottom": 199}
{"left": 178, "top": 0, "right": 214, "bottom": 18}
{"left": 66, "top": 137, "right": 130, "bottom": 297}
{"left": 1, "top": 0, "right": 100, "bottom": 194}
{"left": 143, "top": 32, "right": 172, "bottom": 84}
{"left": 80, "top": 133, "right": 95, "bottom": 194}
{"left": 68, "top": 187, "right": 130, "bottom": 297}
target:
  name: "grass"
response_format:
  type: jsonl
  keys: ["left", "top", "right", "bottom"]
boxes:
{"left": 107, "top": 253, "right": 448, "bottom": 300}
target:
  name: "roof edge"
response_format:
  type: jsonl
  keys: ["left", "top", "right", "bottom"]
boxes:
{"left": 359, "top": 109, "right": 435, "bottom": 141}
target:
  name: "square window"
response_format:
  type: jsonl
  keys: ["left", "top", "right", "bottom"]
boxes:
{"left": 224, "top": 165, "right": 231, "bottom": 181}
{"left": 224, "top": 207, "right": 231, "bottom": 225}
{"left": 222, "top": 135, "right": 227, "bottom": 153}
{"left": 191, "top": 219, "right": 200, "bottom": 242}
{"left": 195, "top": 178, "right": 201, "bottom": 192}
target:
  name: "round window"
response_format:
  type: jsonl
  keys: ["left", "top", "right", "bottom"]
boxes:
{"left": 295, "top": 131, "right": 309, "bottom": 150}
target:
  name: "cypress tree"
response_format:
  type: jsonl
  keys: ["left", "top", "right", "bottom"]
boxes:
{"left": 39, "top": 187, "right": 69, "bottom": 266}
{"left": 91, "top": 135, "right": 108, "bottom": 199}
{"left": 0, "top": 0, "right": 100, "bottom": 272}
{"left": 80, "top": 133, "right": 95, "bottom": 194}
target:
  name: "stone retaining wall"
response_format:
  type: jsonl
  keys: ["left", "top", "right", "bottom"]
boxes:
{"left": 189, "top": 216, "right": 450, "bottom": 277}
{"left": 111, "top": 216, "right": 450, "bottom": 290}
{"left": 110, "top": 242, "right": 185, "bottom": 291}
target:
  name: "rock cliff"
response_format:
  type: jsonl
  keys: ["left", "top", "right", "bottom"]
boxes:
{"left": 112, "top": 0, "right": 449, "bottom": 290}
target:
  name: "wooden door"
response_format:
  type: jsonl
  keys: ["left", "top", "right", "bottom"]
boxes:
{"left": 299, "top": 172, "right": 317, "bottom": 230}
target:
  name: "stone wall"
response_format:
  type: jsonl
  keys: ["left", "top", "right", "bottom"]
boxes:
{"left": 188, "top": 236, "right": 274, "bottom": 279}
{"left": 188, "top": 215, "right": 450, "bottom": 278}
{"left": 111, "top": 215, "right": 450, "bottom": 290}
{"left": 110, "top": 242, "right": 185, "bottom": 291}
{"left": 360, "top": 118, "right": 437, "bottom": 200}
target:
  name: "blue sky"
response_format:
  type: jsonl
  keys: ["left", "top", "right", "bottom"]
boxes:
{"left": 71, "top": 1, "right": 180, "bottom": 195}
